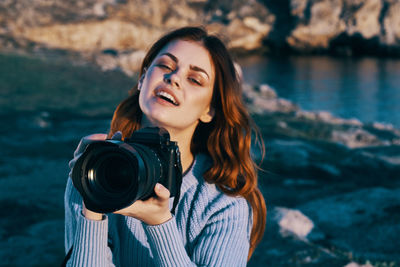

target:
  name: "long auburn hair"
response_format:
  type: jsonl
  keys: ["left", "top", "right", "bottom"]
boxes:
{"left": 108, "top": 26, "right": 266, "bottom": 259}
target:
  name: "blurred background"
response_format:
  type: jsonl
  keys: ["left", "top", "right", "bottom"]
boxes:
{"left": 0, "top": 0, "right": 399, "bottom": 266}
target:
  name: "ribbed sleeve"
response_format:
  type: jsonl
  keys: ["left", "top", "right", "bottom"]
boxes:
{"left": 64, "top": 178, "right": 115, "bottom": 267}
{"left": 190, "top": 199, "right": 250, "bottom": 266}
{"left": 68, "top": 214, "right": 112, "bottom": 267}
{"left": 144, "top": 217, "right": 195, "bottom": 267}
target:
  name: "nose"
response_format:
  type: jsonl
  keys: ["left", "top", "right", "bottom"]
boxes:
{"left": 163, "top": 71, "right": 180, "bottom": 88}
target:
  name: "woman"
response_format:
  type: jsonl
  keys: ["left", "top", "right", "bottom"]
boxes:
{"left": 65, "top": 26, "right": 266, "bottom": 266}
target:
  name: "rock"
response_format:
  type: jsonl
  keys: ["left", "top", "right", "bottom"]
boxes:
{"left": 250, "top": 205, "right": 347, "bottom": 266}
{"left": 117, "top": 50, "right": 147, "bottom": 75}
{"left": 299, "top": 187, "right": 400, "bottom": 261}
{"left": 94, "top": 49, "right": 147, "bottom": 75}
{"left": 345, "top": 0, "right": 382, "bottom": 39}
{"left": 0, "top": 0, "right": 274, "bottom": 53}
{"left": 16, "top": 20, "right": 164, "bottom": 52}
{"left": 95, "top": 53, "right": 119, "bottom": 71}
{"left": 331, "top": 128, "right": 385, "bottom": 148}
{"left": 2, "top": 0, "right": 400, "bottom": 58}
{"left": 0, "top": 219, "right": 64, "bottom": 266}
{"left": 287, "top": 0, "right": 346, "bottom": 51}
{"left": 271, "top": 207, "right": 318, "bottom": 240}
{"left": 344, "top": 263, "right": 374, "bottom": 267}
{"left": 287, "top": 0, "right": 400, "bottom": 55}
{"left": 0, "top": 0, "right": 277, "bottom": 74}
{"left": 246, "top": 84, "right": 400, "bottom": 149}
{"left": 258, "top": 84, "right": 277, "bottom": 99}
{"left": 224, "top": 17, "right": 273, "bottom": 51}
{"left": 242, "top": 83, "right": 298, "bottom": 114}
{"left": 383, "top": 1, "right": 400, "bottom": 46}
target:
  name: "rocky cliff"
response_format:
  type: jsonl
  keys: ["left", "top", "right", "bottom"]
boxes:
{"left": 1, "top": 0, "right": 399, "bottom": 74}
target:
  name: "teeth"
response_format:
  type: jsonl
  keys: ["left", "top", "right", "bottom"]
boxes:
{"left": 156, "top": 91, "right": 178, "bottom": 105}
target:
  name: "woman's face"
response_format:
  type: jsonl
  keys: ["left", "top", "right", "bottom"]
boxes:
{"left": 138, "top": 39, "right": 215, "bottom": 138}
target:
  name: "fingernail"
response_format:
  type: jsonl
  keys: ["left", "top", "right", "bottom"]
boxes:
{"left": 112, "top": 131, "right": 123, "bottom": 140}
{"left": 156, "top": 183, "right": 165, "bottom": 191}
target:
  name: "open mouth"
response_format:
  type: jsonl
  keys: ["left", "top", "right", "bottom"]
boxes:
{"left": 156, "top": 90, "right": 179, "bottom": 106}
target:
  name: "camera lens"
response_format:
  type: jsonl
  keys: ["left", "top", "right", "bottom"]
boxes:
{"left": 72, "top": 141, "right": 163, "bottom": 213}
{"left": 92, "top": 153, "right": 136, "bottom": 194}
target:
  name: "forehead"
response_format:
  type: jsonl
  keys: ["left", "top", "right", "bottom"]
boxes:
{"left": 156, "top": 40, "right": 214, "bottom": 74}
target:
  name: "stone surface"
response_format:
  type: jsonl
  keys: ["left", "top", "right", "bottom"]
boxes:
{"left": 287, "top": 0, "right": 400, "bottom": 55}
{"left": 271, "top": 207, "right": 316, "bottom": 240}
{"left": 2, "top": 0, "right": 400, "bottom": 61}
{"left": 299, "top": 188, "right": 400, "bottom": 261}
{"left": 287, "top": 0, "right": 345, "bottom": 51}
{"left": 1, "top": 73, "right": 399, "bottom": 267}
{"left": 1, "top": 4, "right": 400, "bottom": 265}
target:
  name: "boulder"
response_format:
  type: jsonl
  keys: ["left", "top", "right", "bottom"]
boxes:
{"left": 344, "top": 263, "right": 374, "bottom": 267}
{"left": 15, "top": 20, "right": 164, "bottom": 52}
{"left": 299, "top": 187, "right": 400, "bottom": 261}
{"left": 2, "top": 0, "right": 400, "bottom": 57}
{"left": 270, "top": 207, "right": 326, "bottom": 241}
{"left": 287, "top": 0, "right": 400, "bottom": 54}
{"left": 343, "top": 0, "right": 382, "bottom": 39}
{"left": 382, "top": 1, "right": 400, "bottom": 46}
{"left": 287, "top": 0, "right": 346, "bottom": 51}
{"left": 0, "top": 0, "right": 274, "bottom": 54}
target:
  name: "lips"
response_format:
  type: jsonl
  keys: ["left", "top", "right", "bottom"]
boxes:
{"left": 154, "top": 87, "right": 180, "bottom": 106}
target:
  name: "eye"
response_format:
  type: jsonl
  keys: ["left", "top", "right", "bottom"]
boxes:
{"left": 157, "top": 63, "right": 173, "bottom": 71}
{"left": 188, "top": 77, "right": 202, "bottom": 86}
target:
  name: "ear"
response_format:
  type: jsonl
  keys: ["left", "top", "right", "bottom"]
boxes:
{"left": 199, "top": 106, "right": 215, "bottom": 123}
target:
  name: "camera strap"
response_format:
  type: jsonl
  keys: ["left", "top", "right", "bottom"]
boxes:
{"left": 171, "top": 191, "right": 180, "bottom": 215}
{"left": 61, "top": 246, "right": 73, "bottom": 267}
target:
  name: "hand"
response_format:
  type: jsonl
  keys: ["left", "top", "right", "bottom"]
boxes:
{"left": 68, "top": 133, "right": 109, "bottom": 177}
{"left": 114, "top": 183, "right": 173, "bottom": 225}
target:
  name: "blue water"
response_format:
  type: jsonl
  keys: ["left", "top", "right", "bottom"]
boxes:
{"left": 238, "top": 55, "right": 400, "bottom": 129}
{"left": 2, "top": 53, "right": 400, "bottom": 130}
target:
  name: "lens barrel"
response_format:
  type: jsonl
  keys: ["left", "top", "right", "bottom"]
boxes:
{"left": 72, "top": 141, "right": 162, "bottom": 213}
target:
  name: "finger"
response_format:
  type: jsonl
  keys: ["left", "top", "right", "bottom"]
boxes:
{"left": 74, "top": 133, "right": 107, "bottom": 157}
{"left": 111, "top": 131, "right": 123, "bottom": 140}
{"left": 154, "top": 183, "right": 170, "bottom": 200}
{"left": 68, "top": 157, "right": 78, "bottom": 173}
{"left": 85, "top": 133, "right": 108, "bottom": 141}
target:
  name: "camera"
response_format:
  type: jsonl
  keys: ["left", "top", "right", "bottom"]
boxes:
{"left": 71, "top": 127, "right": 182, "bottom": 213}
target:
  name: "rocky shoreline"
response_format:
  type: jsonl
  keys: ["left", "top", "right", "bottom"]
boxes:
{"left": 245, "top": 83, "right": 400, "bottom": 266}
{"left": 1, "top": 1, "right": 400, "bottom": 265}
{"left": 1, "top": 0, "right": 400, "bottom": 76}
{"left": 1, "top": 52, "right": 399, "bottom": 265}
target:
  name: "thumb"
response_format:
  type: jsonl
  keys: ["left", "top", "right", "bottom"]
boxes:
{"left": 74, "top": 133, "right": 107, "bottom": 157}
{"left": 154, "top": 183, "right": 170, "bottom": 200}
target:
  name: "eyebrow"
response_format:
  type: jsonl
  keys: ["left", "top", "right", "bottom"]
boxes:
{"left": 160, "top": 52, "right": 210, "bottom": 80}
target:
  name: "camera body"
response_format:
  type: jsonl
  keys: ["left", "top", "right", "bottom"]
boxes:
{"left": 71, "top": 127, "right": 182, "bottom": 213}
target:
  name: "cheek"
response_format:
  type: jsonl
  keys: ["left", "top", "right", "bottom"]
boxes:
{"left": 189, "top": 90, "right": 213, "bottom": 112}
{"left": 138, "top": 87, "right": 150, "bottom": 112}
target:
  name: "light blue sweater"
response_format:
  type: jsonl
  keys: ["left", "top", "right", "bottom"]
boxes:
{"left": 64, "top": 154, "right": 252, "bottom": 266}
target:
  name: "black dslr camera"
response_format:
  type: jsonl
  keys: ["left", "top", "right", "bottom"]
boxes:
{"left": 71, "top": 127, "right": 182, "bottom": 213}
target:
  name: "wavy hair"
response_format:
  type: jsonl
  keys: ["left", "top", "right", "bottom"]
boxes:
{"left": 108, "top": 26, "right": 266, "bottom": 259}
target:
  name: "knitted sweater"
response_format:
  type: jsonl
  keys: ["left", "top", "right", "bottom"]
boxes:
{"left": 64, "top": 154, "right": 252, "bottom": 266}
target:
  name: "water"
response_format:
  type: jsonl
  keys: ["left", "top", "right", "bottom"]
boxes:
{"left": 238, "top": 55, "right": 400, "bottom": 128}
{"left": 2, "top": 53, "right": 400, "bottom": 130}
